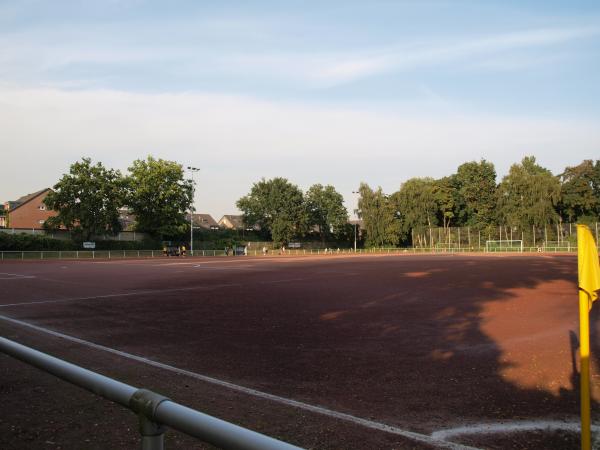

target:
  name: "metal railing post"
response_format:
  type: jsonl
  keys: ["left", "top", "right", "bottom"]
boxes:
{"left": 130, "top": 389, "right": 168, "bottom": 450}
{"left": 139, "top": 416, "right": 165, "bottom": 450}
{"left": 0, "top": 337, "right": 303, "bottom": 450}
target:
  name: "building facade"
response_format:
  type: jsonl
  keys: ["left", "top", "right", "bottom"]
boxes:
{"left": 3, "top": 189, "right": 57, "bottom": 229}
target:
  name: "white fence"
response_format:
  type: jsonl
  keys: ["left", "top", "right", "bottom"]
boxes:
{"left": 0, "top": 245, "right": 591, "bottom": 261}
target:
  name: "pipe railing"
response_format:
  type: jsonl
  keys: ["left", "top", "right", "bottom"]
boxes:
{"left": 0, "top": 245, "right": 592, "bottom": 260}
{"left": 0, "top": 337, "right": 303, "bottom": 450}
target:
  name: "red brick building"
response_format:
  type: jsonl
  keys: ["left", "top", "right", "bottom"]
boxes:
{"left": 3, "top": 188, "right": 57, "bottom": 229}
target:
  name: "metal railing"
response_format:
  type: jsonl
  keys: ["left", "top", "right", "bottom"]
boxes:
{"left": 1, "top": 245, "right": 592, "bottom": 261}
{"left": 0, "top": 337, "right": 303, "bottom": 450}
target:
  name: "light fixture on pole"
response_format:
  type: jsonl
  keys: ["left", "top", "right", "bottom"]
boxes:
{"left": 187, "top": 166, "right": 200, "bottom": 256}
{"left": 352, "top": 190, "right": 359, "bottom": 252}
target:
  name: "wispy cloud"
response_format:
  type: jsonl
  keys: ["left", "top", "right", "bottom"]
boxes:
{"left": 2, "top": 19, "right": 597, "bottom": 89}
{"left": 228, "top": 26, "right": 600, "bottom": 86}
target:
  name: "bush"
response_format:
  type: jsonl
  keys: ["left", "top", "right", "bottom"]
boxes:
{"left": 0, "top": 233, "right": 77, "bottom": 251}
{"left": 0, "top": 232, "right": 161, "bottom": 251}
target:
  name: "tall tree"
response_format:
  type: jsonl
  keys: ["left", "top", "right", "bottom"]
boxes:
{"left": 305, "top": 184, "right": 348, "bottom": 242}
{"left": 433, "top": 176, "right": 460, "bottom": 230}
{"left": 558, "top": 160, "right": 600, "bottom": 222}
{"left": 392, "top": 177, "right": 439, "bottom": 245}
{"left": 236, "top": 178, "right": 308, "bottom": 245}
{"left": 357, "top": 183, "right": 399, "bottom": 247}
{"left": 44, "top": 158, "right": 125, "bottom": 241}
{"left": 126, "top": 156, "right": 193, "bottom": 238}
{"left": 454, "top": 160, "right": 497, "bottom": 227}
{"left": 496, "top": 156, "right": 560, "bottom": 229}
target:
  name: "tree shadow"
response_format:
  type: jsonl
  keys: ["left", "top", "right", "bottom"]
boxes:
{"left": 293, "top": 255, "right": 595, "bottom": 435}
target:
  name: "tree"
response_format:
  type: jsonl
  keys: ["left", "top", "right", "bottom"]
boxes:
{"left": 305, "top": 184, "right": 348, "bottom": 242}
{"left": 44, "top": 158, "right": 125, "bottom": 241}
{"left": 357, "top": 183, "right": 399, "bottom": 247}
{"left": 392, "top": 177, "right": 438, "bottom": 246}
{"left": 236, "top": 178, "right": 308, "bottom": 245}
{"left": 126, "top": 156, "right": 193, "bottom": 238}
{"left": 454, "top": 160, "right": 497, "bottom": 227}
{"left": 433, "top": 176, "right": 460, "bottom": 230}
{"left": 496, "top": 156, "right": 560, "bottom": 230}
{"left": 558, "top": 160, "right": 600, "bottom": 222}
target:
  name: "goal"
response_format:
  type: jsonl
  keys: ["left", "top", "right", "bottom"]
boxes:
{"left": 485, "top": 240, "right": 523, "bottom": 253}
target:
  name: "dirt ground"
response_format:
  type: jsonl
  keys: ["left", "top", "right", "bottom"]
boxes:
{"left": 0, "top": 253, "right": 597, "bottom": 449}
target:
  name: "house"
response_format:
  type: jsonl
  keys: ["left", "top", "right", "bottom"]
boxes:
{"left": 3, "top": 188, "right": 57, "bottom": 229}
{"left": 188, "top": 213, "right": 219, "bottom": 230}
{"left": 118, "top": 207, "right": 136, "bottom": 231}
{"left": 218, "top": 214, "right": 244, "bottom": 230}
{"left": 218, "top": 214, "right": 260, "bottom": 231}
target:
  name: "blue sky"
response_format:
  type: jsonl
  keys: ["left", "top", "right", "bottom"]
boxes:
{"left": 1, "top": 1, "right": 600, "bottom": 218}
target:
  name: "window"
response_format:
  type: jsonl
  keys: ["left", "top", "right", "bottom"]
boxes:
{"left": 39, "top": 220, "right": 45, "bottom": 224}
{"left": 38, "top": 205, "right": 46, "bottom": 210}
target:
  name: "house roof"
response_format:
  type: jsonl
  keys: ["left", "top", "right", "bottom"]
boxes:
{"left": 190, "top": 213, "right": 219, "bottom": 228}
{"left": 6, "top": 188, "right": 50, "bottom": 212}
{"left": 218, "top": 214, "right": 244, "bottom": 228}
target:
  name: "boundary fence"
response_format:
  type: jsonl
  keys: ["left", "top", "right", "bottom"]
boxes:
{"left": 412, "top": 222, "right": 599, "bottom": 250}
{"left": 0, "top": 245, "right": 593, "bottom": 260}
{"left": 0, "top": 336, "right": 302, "bottom": 450}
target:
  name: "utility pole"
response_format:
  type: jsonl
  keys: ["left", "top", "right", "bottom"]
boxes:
{"left": 187, "top": 166, "right": 200, "bottom": 256}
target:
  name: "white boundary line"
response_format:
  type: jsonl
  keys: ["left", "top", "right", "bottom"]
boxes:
{"left": 0, "top": 272, "right": 36, "bottom": 280}
{"left": 0, "top": 276, "right": 36, "bottom": 280}
{"left": 0, "top": 313, "right": 478, "bottom": 450}
{"left": 432, "top": 421, "right": 600, "bottom": 446}
{"left": 0, "top": 283, "right": 239, "bottom": 308}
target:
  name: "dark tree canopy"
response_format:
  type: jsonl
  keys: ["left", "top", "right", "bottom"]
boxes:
{"left": 454, "top": 160, "right": 497, "bottom": 227}
{"left": 44, "top": 158, "right": 125, "bottom": 241}
{"left": 357, "top": 183, "right": 399, "bottom": 247}
{"left": 558, "top": 160, "right": 600, "bottom": 222}
{"left": 236, "top": 177, "right": 308, "bottom": 245}
{"left": 126, "top": 156, "right": 193, "bottom": 238}
{"left": 432, "top": 176, "right": 461, "bottom": 230}
{"left": 496, "top": 156, "right": 561, "bottom": 229}
{"left": 305, "top": 184, "right": 348, "bottom": 242}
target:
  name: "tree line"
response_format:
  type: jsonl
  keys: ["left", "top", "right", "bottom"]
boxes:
{"left": 358, "top": 157, "right": 600, "bottom": 247}
{"left": 44, "top": 156, "right": 192, "bottom": 241}
{"left": 44, "top": 155, "right": 600, "bottom": 247}
{"left": 236, "top": 179, "right": 350, "bottom": 245}
{"left": 238, "top": 157, "right": 600, "bottom": 247}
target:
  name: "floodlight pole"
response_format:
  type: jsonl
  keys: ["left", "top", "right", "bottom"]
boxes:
{"left": 352, "top": 190, "right": 359, "bottom": 252}
{"left": 187, "top": 167, "right": 200, "bottom": 256}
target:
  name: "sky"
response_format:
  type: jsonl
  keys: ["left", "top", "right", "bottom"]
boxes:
{"left": 1, "top": 1, "right": 600, "bottom": 219}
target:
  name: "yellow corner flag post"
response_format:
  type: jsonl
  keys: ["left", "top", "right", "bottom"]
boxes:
{"left": 577, "top": 224, "right": 600, "bottom": 450}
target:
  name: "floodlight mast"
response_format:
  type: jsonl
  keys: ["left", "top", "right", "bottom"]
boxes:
{"left": 352, "top": 190, "right": 359, "bottom": 252}
{"left": 187, "top": 166, "right": 200, "bottom": 256}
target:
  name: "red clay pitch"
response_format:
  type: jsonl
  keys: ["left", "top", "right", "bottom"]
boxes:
{"left": 0, "top": 253, "right": 596, "bottom": 449}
